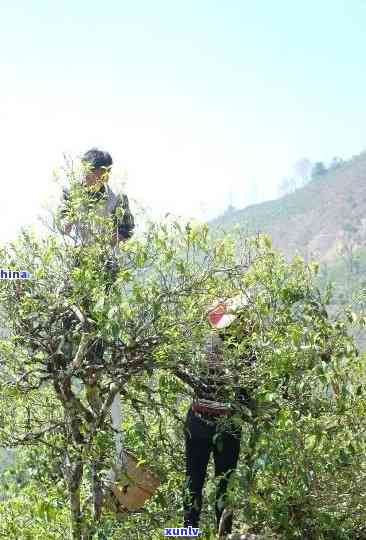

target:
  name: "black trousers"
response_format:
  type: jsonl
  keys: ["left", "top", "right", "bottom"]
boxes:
{"left": 183, "top": 407, "right": 241, "bottom": 535}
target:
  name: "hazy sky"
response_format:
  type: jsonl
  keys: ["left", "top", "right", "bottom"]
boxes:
{"left": 1, "top": 0, "right": 366, "bottom": 242}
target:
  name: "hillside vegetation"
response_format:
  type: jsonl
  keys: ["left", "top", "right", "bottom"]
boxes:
{"left": 212, "top": 151, "right": 366, "bottom": 263}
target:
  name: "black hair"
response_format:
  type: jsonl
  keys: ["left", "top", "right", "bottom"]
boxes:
{"left": 81, "top": 148, "right": 113, "bottom": 170}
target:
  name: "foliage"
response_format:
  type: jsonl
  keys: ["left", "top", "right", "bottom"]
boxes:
{"left": 311, "top": 162, "right": 327, "bottom": 179}
{"left": 0, "top": 162, "right": 366, "bottom": 538}
{"left": 0, "top": 162, "right": 252, "bottom": 538}
{"left": 329, "top": 156, "right": 345, "bottom": 170}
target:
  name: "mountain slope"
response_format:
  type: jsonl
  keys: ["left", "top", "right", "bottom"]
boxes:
{"left": 211, "top": 151, "right": 366, "bottom": 262}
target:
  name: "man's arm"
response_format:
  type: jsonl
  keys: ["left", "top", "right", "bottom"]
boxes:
{"left": 112, "top": 193, "right": 135, "bottom": 244}
{"left": 59, "top": 187, "right": 73, "bottom": 235}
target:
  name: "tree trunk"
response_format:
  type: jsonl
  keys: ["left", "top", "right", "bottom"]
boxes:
{"left": 65, "top": 457, "right": 84, "bottom": 540}
{"left": 91, "top": 459, "right": 103, "bottom": 522}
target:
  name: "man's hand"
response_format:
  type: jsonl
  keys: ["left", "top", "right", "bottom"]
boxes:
{"left": 64, "top": 222, "right": 72, "bottom": 235}
{"left": 111, "top": 231, "right": 118, "bottom": 246}
{"left": 111, "top": 231, "right": 128, "bottom": 246}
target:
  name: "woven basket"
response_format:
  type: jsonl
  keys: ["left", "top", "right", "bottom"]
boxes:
{"left": 110, "top": 451, "right": 160, "bottom": 512}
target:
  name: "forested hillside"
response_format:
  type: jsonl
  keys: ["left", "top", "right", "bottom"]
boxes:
{"left": 212, "top": 151, "right": 366, "bottom": 265}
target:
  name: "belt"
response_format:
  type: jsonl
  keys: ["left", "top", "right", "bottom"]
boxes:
{"left": 191, "top": 402, "right": 231, "bottom": 417}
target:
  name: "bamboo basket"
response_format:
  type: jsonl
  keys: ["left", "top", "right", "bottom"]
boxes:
{"left": 109, "top": 451, "right": 160, "bottom": 512}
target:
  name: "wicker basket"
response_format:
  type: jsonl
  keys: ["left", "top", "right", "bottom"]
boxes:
{"left": 110, "top": 451, "right": 160, "bottom": 512}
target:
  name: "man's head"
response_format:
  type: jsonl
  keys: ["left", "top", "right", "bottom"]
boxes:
{"left": 81, "top": 148, "right": 113, "bottom": 189}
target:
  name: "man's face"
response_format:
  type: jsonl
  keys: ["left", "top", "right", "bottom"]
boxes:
{"left": 84, "top": 166, "right": 111, "bottom": 189}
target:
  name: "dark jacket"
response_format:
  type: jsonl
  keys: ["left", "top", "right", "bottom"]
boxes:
{"left": 193, "top": 330, "right": 254, "bottom": 412}
{"left": 60, "top": 183, "right": 135, "bottom": 243}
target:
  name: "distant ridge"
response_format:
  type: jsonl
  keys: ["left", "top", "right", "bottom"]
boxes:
{"left": 211, "top": 151, "right": 366, "bottom": 262}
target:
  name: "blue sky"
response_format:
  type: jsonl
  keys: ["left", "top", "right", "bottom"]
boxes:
{"left": 1, "top": 0, "right": 366, "bottom": 241}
